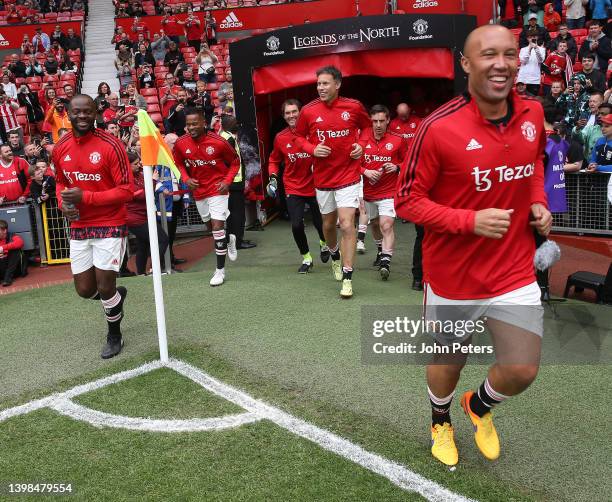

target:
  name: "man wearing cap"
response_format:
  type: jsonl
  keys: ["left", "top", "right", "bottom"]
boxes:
{"left": 519, "top": 12, "right": 550, "bottom": 49}
{"left": 587, "top": 114, "right": 612, "bottom": 173}
{"left": 517, "top": 31, "right": 546, "bottom": 96}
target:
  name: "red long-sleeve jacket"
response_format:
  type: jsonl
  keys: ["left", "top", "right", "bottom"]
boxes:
{"left": 395, "top": 92, "right": 547, "bottom": 299}
{"left": 268, "top": 127, "right": 315, "bottom": 197}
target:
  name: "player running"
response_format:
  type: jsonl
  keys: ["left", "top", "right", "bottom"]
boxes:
{"left": 53, "top": 95, "right": 134, "bottom": 359}
{"left": 395, "top": 25, "right": 552, "bottom": 466}
{"left": 359, "top": 104, "right": 407, "bottom": 280}
{"left": 294, "top": 66, "right": 370, "bottom": 298}
{"left": 267, "top": 99, "right": 327, "bottom": 273}
{"left": 173, "top": 107, "right": 240, "bottom": 286}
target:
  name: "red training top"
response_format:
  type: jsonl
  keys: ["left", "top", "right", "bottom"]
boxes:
{"left": 359, "top": 128, "right": 407, "bottom": 201}
{"left": 126, "top": 171, "right": 147, "bottom": 227}
{"left": 53, "top": 130, "right": 134, "bottom": 236}
{"left": 541, "top": 52, "right": 567, "bottom": 86}
{"left": 0, "top": 157, "right": 29, "bottom": 202}
{"left": 184, "top": 18, "right": 202, "bottom": 41}
{"left": 0, "top": 234, "right": 23, "bottom": 253}
{"left": 389, "top": 115, "right": 422, "bottom": 144}
{"left": 268, "top": 127, "right": 315, "bottom": 197}
{"left": 294, "top": 96, "right": 370, "bottom": 190}
{"left": 174, "top": 131, "right": 240, "bottom": 200}
{"left": 162, "top": 15, "right": 182, "bottom": 37}
{"left": 395, "top": 92, "right": 547, "bottom": 299}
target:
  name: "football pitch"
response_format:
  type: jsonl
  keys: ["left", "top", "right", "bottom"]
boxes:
{"left": 1, "top": 221, "right": 610, "bottom": 501}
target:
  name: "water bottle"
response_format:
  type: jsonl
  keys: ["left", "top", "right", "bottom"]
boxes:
{"left": 267, "top": 177, "right": 278, "bottom": 198}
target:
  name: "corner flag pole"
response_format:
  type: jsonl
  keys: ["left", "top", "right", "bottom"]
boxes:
{"left": 142, "top": 164, "right": 169, "bottom": 363}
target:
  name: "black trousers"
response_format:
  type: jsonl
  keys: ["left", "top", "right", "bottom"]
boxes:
{"left": 167, "top": 200, "right": 184, "bottom": 260}
{"left": 286, "top": 194, "right": 325, "bottom": 255}
{"left": 188, "top": 39, "right": 201, "bottom": 52}
{"left": 129, "top": 222, "right": 169, "bottom": 275}
{"left": 0, "top": 250, "right": 22, "bottom": 282}
{"left": 227, "top": 189, "right": 245, "bottom": 245}
{"left": 412, "top": 224, "right": 424, "bottom": 282}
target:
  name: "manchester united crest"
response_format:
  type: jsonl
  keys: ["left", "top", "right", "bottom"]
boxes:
{"left": 385, "top": 143, "right": 393, "bottom": 151}
{"left": 341, "top": 111, "right": 350, "bottom": 121}
{"left": 206, "top": 146, "right": 215, "bottom": 155}
{"left": 89, "top": 152, "right": 101, "bottom": 164}
{"left": 521, "top": 121, "right": 536, "bottom": 143}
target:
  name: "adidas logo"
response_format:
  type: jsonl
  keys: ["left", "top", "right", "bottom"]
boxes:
{"left": 0, "top": 33, "right": 8, "bottom": 47}
{"left": 220, "top": 11, "right": 243, "bottom": 29}
{"left": 185, "top": 149, "right": 191, "bottom": 154}
{"left": 315, "top": 116, "right": 323, "bottom": 123}
{"left": 286, "top": 143, "right": 292, "bottom": 148}
{"left": 365, "top": 144, "right": 372, "bottom": 149}
{"left": 466, "top": 138, "right": 482, "bottom": 151}
{"left": 64, "top": 154, "right": 71, "bottom": 161}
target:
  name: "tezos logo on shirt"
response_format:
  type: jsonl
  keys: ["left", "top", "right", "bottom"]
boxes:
{"left": 521, "top": 121, "right": 537, "bottom": 143}
{"left": 89, "top": 152, "right": 101, "bottom": 164}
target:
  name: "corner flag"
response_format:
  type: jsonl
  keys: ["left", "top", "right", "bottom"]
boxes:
{"left": 137, "top": 109, "right": 181, "bottom": 180}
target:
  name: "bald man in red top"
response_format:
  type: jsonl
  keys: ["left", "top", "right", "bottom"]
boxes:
{"left": 395, "top": 25, "right": 551, "bottom": 467}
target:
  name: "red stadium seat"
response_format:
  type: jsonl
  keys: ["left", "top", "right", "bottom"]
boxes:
{"left": 141, "top": 87, "right": 157, "bottom": 96}
{"left": 146, "top": 104, "right": 160, "bottom": 113}
{"left": 150, "top": 112, "right": 163, "bottom": 125}
{"left": 15, "top": 77, "right": 25, "bottom": 85}
{"left": 60, "top": 73, "right": 76, "bottom": 81}
{"left": 25, "top": 76, "right": 42, "bottom": 84}
{"left": 43, "top": 75, "right": 59, "bottom": 83}
{"left": 144, "top": 95, "right": 159, "bottom": 104}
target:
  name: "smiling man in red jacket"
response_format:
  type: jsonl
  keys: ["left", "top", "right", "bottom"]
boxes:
{"left": 53, "top": 95, "right": 134, "bottom": 359}
{"left": 395, "top": 25, "right": 552, "bottom": 467}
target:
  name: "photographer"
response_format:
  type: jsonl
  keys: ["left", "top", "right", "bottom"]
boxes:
{"left": 192, "top": 80, "right": 214, "bottom": 125}
{"left": 519, "top": 12, "right": 550, "bottom": 48}
{"left": 164, "top": 41, "right": 184, "bottom": 75}
{"left": 94, "top": 82, "right": 112, "bottom": 127}
{"left": 42, "top": 97, "right": 71, "bottom": 143}
{"left": 517, "top": 32, "right": 546, "bottom": 96}
{"left": 29, "top": 160, "right": 56, "bottom": 205}
{"left": 167, "top": 88, "right": 190, "bottom": 135}
{"left": 138, "top": 64, "right": 155, "bottom": 89}
{"left": 117, "top": 91, "right": 139, "bottom": 135}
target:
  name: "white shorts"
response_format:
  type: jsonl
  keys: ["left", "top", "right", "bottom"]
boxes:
{"left": 366, "top": 198, "right": 396, "bottom": 219}
{"left": 316, "top": 183, "right": 360, "bottom": 215}
{"left": 195, "top": 195, "right": 230, "bottom": 222}
{"left": 359, "top": 178, "right": 364, "bottom": 199}
{"left": 70, "top": 237, "right": 127, "bottom": 275}
{"left": 424, "top": 281, "right": 543, "bottom": 339}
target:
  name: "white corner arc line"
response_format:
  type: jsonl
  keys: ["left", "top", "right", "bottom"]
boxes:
{"left": 168, "top": 359, "right": 475, "bottom": 502}
{"left": 50, "top": 398, "right": 261, "bottom": 433}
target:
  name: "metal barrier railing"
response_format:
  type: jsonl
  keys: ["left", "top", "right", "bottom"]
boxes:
{"left": 552, "top": 172, "right": 612, "bottom": 236}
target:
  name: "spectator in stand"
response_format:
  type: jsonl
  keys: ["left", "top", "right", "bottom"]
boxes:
{"left": 0, "top": 90, "right": 21, "bottom": 144}
{"left": 43, "top": 97, "right": 71, "bottom": 142}
{"left": 578, "top": 21, "right": 612, "bottom": 71}
{"left": 44, "top": 53, "right": 59, "bottom": 76}
{"left": 134, "top": 43, "right": 154, "bottom": 69}
{"left": 184, "top": 8, "right": 202, "bottom": 52}
{"left": 564, "top": 0, "right": 588, "bottom": 29}
{"left": 115, "top": 32, "right": 133, "bottom": 52}
{"left": 161, "top": 7, "right": 184, "bottom": 44}
{"left": 519, "top": 0, "right": 545, "bottom": 25}
{"left": 126, "top": 151, "right": 170, "bottom": 275}
{"left": 218, "top": 86, "right": 234, "bottom": 113}
{"left": 17, "top": 83, "right": 44, "bottom": 136}
{"left": 63, "top": 83, "right": 75, "bottom": 101}
{"left": 543, "top": 80, "right": 566, "bottom": 107}
{"left": 134, "top": 33, "right": 150, "bottom": 51}
{"left": 0, "top": 145, "right": 28, "bottom": 204}
{"left": 21, "top": 36, "right": 35, "bottom": 56}
{"left": 111, "top": 26, "right": 126, "bottom": 45}
{"left": 192, "top": 80, "right": 214, "bottom": 124}
{"left": 47, "top": 0, "right": 59, "bottom": 14}
{"left": 543, "top": 2, "right": 561, "bottom": 31}
{"left": 138, "top": 63, "right": 155, "bottom": 88}
{"left": 125, "top": 83, "right": 147, "bottom": 109}
{"left": 557, "top": 73, "right": 590, "bottom": 126}
{"left": 156, "top": 0, "right": 169, "bottom": 14}
{"left": 520, "top": 12, "right": 551, "bottom": 47}
{"left": 6, "top": 4, "right": 23, "bottom": 24}
{"left": 164, "top": 41, "right": 184, "bottom": 75}
{"left": 7, "top": 55, "right": 27, "bottom": 80}
{"left": 72, "top": 0, "right": 84, "bottom": 11}
{"left": 196, "top": 46, "right": 218, "bottom": 83}
{"left": 548, "top": 23, "right": 578, "bottom": 62}
{"left": 106, "top": 119, "right": 121, "bottom": 138}
{"left": 587, "top": 114, "right": 612, "bottom": 171}
{"left": 115, "top": 43, "right": 134, "bottom": 71}
{"left": 181, "top": 67, "right": 197, "bottom": 92}
{"left": 101, "top": 93, "right": 121, "bottom": 124}
{"left": 29, "top": 159, "right": 55, "bottom": 205}
{"left": 117, "top": 91, "right": 139, "bottom": 135}
{"left": 542, "top": 40, "right": 570, "bottom": 95}
{"left": 150, "top": 31, "right": 171, "bottom": 63}
{"left": 167, "top": 88, "right": 189, "bottom": 135}
{"left": 32, "top": 27, "right": 51, "bottom": 54}
{"left": 205, "top": 10, "right": 217, "bottom": 46}
{"left": 589, "top": 0, "right": 612, "bottom": 22}
{"left": 1, "top": 74, "right": 17, "bottom": 101}
{"left": 131, "top": 16, "right": 150, "bottom": 40}
{"left": 41, "top": 87, "right": 56, "bottom": 113}
{"left": 58, "top": 0, "right": 71, "bottom": 12}
{"left": 0, "top": 219, "right": 24, "bottom": 287}
{"left": 24, "top": 139, "right": 50, "bottom": 164}
{"left": 50, "top": 25, "right": 65, "bottom": 47}
{"left": 129, "top": 2, "right": 146, "bottom": 17}
{"left": 49, "top": 40, "right": 65, "bottom": 61}
{"left": 94, "top": 82, "right": 111, "bottom": 126}
{"left": 25, "top": 56, "right": 44, "bottom": 78}
{"left": 579, "top": 53, "right": 606, "bottom": 93}
{"left": 63, "top": 28, "right": 83, "bottom": 52}
{"left": 518, "top": 32, "right": 546, "bottom": 95}
{"left": 160, "top": 74, "right": 182, "bottom": 130}
{"left": 7, "top": 131, "right": 24, "bottom": 157}
{"left": 573, "top": 101, "right": 612, "bottom": 160}
{"left": 59, "top": 53, "right": 77, "bottom": 76}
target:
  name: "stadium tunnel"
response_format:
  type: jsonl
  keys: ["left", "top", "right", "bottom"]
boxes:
{"left": 230, "top": 14, "right": 477, "bottom": 203}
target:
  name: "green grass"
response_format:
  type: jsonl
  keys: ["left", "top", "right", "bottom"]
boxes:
{"left": 1, "top": 220, "right": 611, "bottom": 501}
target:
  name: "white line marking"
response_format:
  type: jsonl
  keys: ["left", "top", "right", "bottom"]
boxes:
{"left": 0, "top": 359, "right": 475, "bottom": 502}
{"left": 168, "top": 360, "right": 475, "bottom": 502}
{"left": 50, "top": 398, "right": 261, "bottom": 432}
